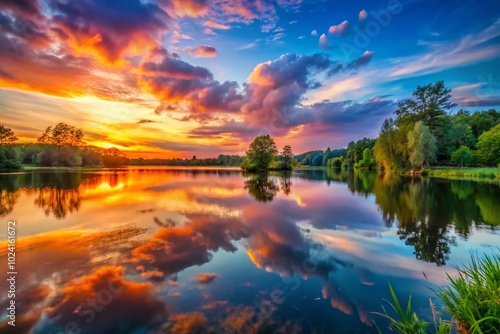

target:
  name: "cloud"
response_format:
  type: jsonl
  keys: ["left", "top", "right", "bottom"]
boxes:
{"left": 348, "top": 50, "right": 374, "bottom": 69}
{"left": 319, "top": 34, "right": 329, "bottom": 49}
{"left": 38, "top": 266, "right": 168, "bottom": 334}
{"left": 359, "top": 10, "right": 368, "bottom": 21}
{"left": 328, "top": 20, "right": 349, "bottom": 36}
{"left": 311, "top": 29, "right": 318, "bottom": 36}
{"left": 131, "top": 216, "right": 248, "bottom": 280}
{"left": 203, "top": 19, "right": 230, "bottom": 30}
{"left": 186, "top": 45, "right": 218, "bottom": 58}
{"left": 389, "top": 19, "right": 500, "bottom": 78}
{"left": 204, "top": 28, "right": 216, "bottom": 35}
{"left": 137, "top": 119, "right": 156, "bottom": 124}
{"left": 195, "top": 272, "right": 218, "bottom": 284}
{"left": 164, "top": 0, "right": 210, "bottom": 17}
{"left": 167, "top": 312, "right": 207, "bottom": 334}
{"left": 48, "top": 0, "right": 170, "bottom": 64}
{"left": 289, "top": 20, "right": 298, "bottom": 25}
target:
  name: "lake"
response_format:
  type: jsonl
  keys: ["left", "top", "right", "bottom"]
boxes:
{"left": 0, "top": 167, "right": 499, "bottom": 333}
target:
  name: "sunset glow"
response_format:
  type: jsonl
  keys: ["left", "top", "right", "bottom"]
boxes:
{"left": 1, "top": 0, "right": 499, "bottom": 158}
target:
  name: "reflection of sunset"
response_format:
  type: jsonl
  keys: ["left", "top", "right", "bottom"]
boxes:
{"left": 1, "top": 169, "right": 498, "bottom": 333}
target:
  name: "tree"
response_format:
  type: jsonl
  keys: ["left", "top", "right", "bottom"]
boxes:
{"left": 355, "top": 148, "right": 376, "bottom": 169}
{"left": 450, "top": 146, "right": 475, "bottom": 167}
{"left": 281, "top": 145, "right": 294, "bottom": 170}
{"left": 395, "top": 81, "right": 457, "bottom": 162}
{"left": 407, "top": 121, "right": 437, "bottom": 171}
{"left": 373, "top": 118, "right": 399, "bottom": 171}
{"left": 322, "top": 147, "right": 332, "bottom": 166}
{"left": 346, "top": 137, "right": 376, "bottom": 166}
{"left": 38, "top": 123, "right": 84, "bottom": 147}
{"left": 395, "top": 81, "right": 456, "bottom": 127}
{"left": 0, "top": 125, "right": 18, "bottom": 144}
{"left": 450, "top": 123, "right": 475, "bottom": 149}
{"left": 475, "top": 123, "right": 500, "bottom": 166}
{"left": 242, "top": 135, "right": 278, "bottom": 172}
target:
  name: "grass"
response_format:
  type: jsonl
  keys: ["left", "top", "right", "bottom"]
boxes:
{"left": 439, "top": 253, "right": 500, "bottom": 334}
{"left": 374, "top": 252, "right": 500, "bottom": 334}
{"left": 373, "top": 284, "right": 452, "bottom": 334}
{"left": 421, "top": 167, "right": 500, "bottom": 181}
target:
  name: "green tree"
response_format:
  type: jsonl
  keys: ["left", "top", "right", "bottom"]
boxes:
{"left": 0, "top": 125, "right": 18, "bottom": 144}
{"left": 355, "top": 148, "right": 376, "bottom": 169}
{"left": 327, "top": 157, "right": 344, "bottom": 168}
{"left": 407, "top": 121, "right": 437, "bottom": 171}
{"left": 395, "top": 81, "right": 456, "bottom": 127}
{"left": 242, "top": 135, "right": 278, "bottom": 172}
{"left": 450, "top": 146, "right": 475, "bottom": 167}
{"left": 346, "top": 137, "right": 376, "bottom": 166}
{"left": 38, "top": 123, "right": 84, "bottom": 147}
{"left": 373, "top": 118, "right": 399, "bottom": 171}
{"left": 322, "top": 147, "right": 332, "bottom": 166}
{"left": 281, "top": 145, "right": 294, "bottom": 170}
{"left": 450, "top": 123, "right": 475, "bottom": 149}
{"left": 395, "top": 81, "right": 457, "bottom": 161}
{"left": 475, "top": 123, "right": 500, "bottom": 166}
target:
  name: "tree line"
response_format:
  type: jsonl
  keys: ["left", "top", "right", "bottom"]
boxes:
{"left": 308, "top": 82, "right": 500, "bottom": 172}
{"left": 0, "top": 123, "right": 129, "bottom": 169}
{"left": 130, "top": 155, "right": 244, "bottom": 167}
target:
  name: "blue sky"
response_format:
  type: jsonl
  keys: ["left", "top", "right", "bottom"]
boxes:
{"left": 0, "top": 0, "right": 499, "bottom": 157}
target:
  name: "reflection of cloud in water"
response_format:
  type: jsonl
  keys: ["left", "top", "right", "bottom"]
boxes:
{"left": 34, "top": 266, "right": 168, "bottom": 334}
{"left": 132, "top": 215, "right": 249, "bottom": 281}
{"left": 166, "top": 312, "right": 207, "bottom": 334}
{"left": 0, "top": 227, "right": 149, "bottom": 332}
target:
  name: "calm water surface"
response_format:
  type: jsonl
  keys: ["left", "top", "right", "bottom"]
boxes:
{"left": 0, "top": 167, "right": 498, "bottom": 333}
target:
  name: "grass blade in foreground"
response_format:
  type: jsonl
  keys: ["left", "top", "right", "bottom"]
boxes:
{"left": 439, "top": 252, "right": 500, "bottom": 334}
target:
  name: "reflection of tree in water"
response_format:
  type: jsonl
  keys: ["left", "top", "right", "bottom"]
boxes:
{"left": 370, "top": 176, "right": 500, "bottom": 266}
{"left": 0, "top": 189, "right": 19, "bottom": 217}
{"left": 0, "top": 172, "right": 101, "bottom": 219}
{"left": 34, "top": 188, "right": 81, "bottom": 219}
{"left": 280, "top": 172, "right": 292, "bottom": 196}
{"left": 0, "top": 174, "right": 21, "bottom": 217}
{"left": 244, "top": 174, "right": 279, "bottom": 202}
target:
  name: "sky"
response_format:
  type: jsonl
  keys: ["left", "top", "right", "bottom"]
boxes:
{"left": 0, "top": 0, "right": 499, "bottom": 158}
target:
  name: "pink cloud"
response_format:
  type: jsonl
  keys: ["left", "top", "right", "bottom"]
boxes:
{"left": 328, "top": 20, "right": 349, "bottom": 36}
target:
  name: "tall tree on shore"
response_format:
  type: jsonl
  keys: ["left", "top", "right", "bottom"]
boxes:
{"left": 407, "top": 121, "right": 437, "bottom": 171}
{"left": 0, "top": 125, "right": 18, "bottom": 144}
{"left": 281, "top": 145, "right": 294, "bottom": 170}
{"left": 395, "top": 81, "right": 456, "bottom": 161}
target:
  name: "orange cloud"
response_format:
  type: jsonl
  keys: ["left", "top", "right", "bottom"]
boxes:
{"left": 203, "top": 20, "right": 230, "bottom": 30}
{"left": 167, "top": 312, "right": 207, "bottom": 334}
{"left": 46, "top": 266, "right": 168, "bottom": 333}
{"left": 186, "top": 45, "right": 219, "bottom": 58}
{"left": 195, "top": 272, "right": 218, "bottom": 284}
